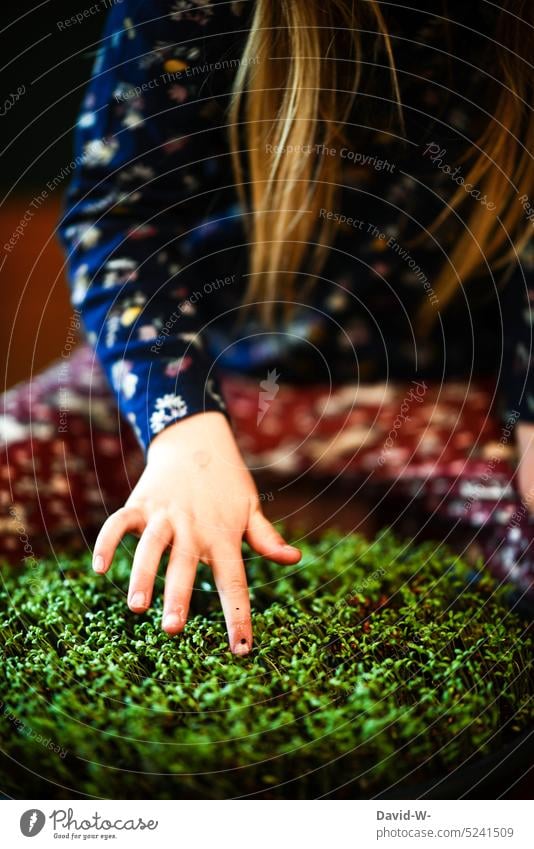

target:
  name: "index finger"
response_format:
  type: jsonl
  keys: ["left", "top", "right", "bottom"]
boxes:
{"left": 210, "top": 546, "right": 252, "bottom": 656}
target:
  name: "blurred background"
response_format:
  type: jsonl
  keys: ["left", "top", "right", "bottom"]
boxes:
{"left": 1, "top": 1, "right": 110, "bottom": 389}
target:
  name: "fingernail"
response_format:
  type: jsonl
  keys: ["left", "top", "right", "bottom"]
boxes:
{"left": 282, "top": 545, "right": 299, "bottom": 554}
{"left": 129, "top": 591, "right": 146, "bottom": 611}
{"left": 162, "top": 613, "right": 183, "bottom": 632}
{"left": 93, "top": 554, "right": 105, "bottom": 573}
{"left": 234, "top": 638, "right": 250, "bottom": 656}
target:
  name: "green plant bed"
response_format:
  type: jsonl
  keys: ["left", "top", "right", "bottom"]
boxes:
{"left": 0, "top": 530, "right": 532, "bottom": 799}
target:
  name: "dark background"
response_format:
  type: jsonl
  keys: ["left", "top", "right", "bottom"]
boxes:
{"left": 1, "top": 1, "right": 113, "bottom": 387}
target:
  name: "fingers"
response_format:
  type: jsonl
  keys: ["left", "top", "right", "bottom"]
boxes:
{"left": 210, "top": 547, "right": 252, "bottom": 656}
{"left": 162, "top": 541, "right": 198, "bottom": 634}
{"left": 93, "top": 506, "right": 145, "bottom": 574}
{"left": 94, "top": 505, "right": 291, "bottom": 655}
{"left": 128, "top": 514, "right": 173, "bottom": 612}
{"left": 245, "top": 511, "right": 302, "bottom": 564}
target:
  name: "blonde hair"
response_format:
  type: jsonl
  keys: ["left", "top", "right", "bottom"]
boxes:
{"left": 229, "top": 0, "right": 533, "bottom": 328}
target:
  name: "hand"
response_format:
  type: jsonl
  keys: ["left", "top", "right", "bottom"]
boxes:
{"left": 92, "top": 412, "right": 301, "bottom": 655}
{"left": 516, "top": 422, "right": 534, "bottom": 510}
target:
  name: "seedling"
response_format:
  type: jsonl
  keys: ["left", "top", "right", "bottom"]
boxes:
{"left": 0, "top": 529, "right": 531, "bottom": 798}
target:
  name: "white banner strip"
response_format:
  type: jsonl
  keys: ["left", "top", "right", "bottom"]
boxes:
{"left": 2, "top": 800, "right": 533, "bottom": 848}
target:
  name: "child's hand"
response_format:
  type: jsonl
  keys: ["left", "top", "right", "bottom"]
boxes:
{"left": 92, "top": 412, "right": 301, "bottom": 654}
{"left": 516, "top": 422, "right": 534, "bottom": 509}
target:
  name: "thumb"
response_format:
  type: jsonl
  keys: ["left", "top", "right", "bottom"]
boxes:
{"left": 245, "top": 511, "right": 302, "bottom": 564}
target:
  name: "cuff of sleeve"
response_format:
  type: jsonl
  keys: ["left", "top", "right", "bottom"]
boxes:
{"left": 111, "top": 357, "right": 229, "bottom": 455}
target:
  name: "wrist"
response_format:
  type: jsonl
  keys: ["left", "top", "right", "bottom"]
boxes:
{"left": 147, "top": 411, "right": 233, "bottom": 462}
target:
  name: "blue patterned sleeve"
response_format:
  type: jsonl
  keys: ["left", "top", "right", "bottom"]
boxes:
{"left": 59, "top": 0, "right": 242, "bottom": 452}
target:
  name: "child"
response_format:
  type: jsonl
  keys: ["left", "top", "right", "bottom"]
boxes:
{"left": 3, "top": 0, "right": 533, "bottom": 653}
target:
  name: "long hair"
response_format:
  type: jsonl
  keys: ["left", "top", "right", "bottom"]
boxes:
{"left": 228, "top": 0, "right": 533, "bottom": 328}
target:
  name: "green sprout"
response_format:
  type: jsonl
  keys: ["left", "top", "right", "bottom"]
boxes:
{"left": 0, "top": 528, "right": 532, "bottom": 799}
